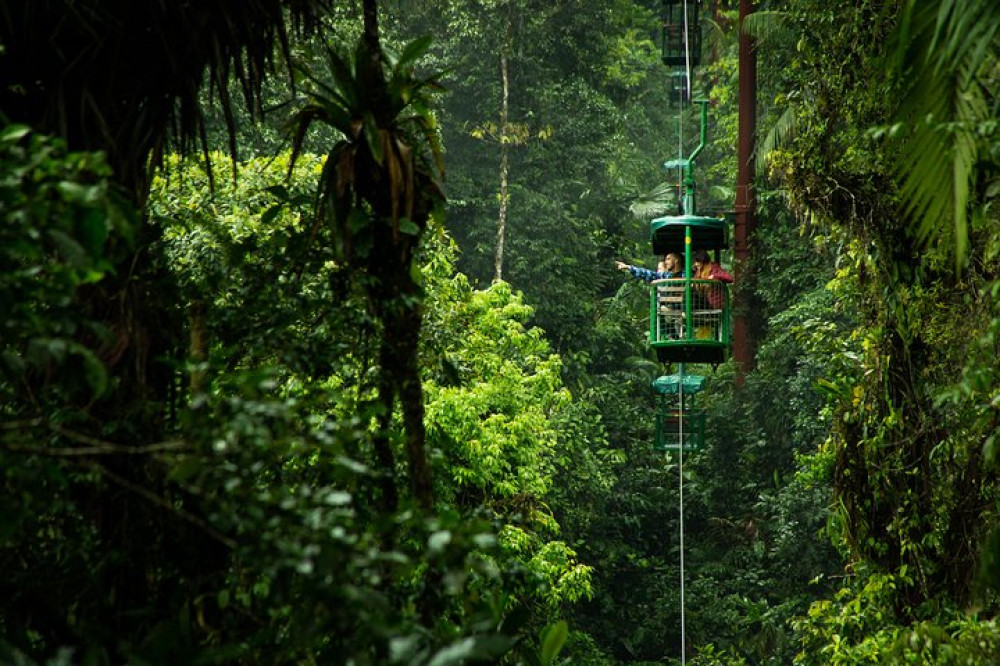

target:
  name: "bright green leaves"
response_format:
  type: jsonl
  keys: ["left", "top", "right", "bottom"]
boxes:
{"left": 421, "top": 275, "right": 592, "bottom": 610}
{"left": 604, "top": 29, "right": 659, "bottom": 90}
{"left": 792, "top": 571, "right": 1000, "bottom": 664}
{"left": 425, "top": 280, "right": 568, "bottom": 515}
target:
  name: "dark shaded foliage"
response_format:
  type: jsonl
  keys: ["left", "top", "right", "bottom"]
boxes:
{"left": 0, "top": 0, "right": 328, "bottom": 202}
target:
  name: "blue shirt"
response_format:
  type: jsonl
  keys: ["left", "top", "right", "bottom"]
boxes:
{"left": 627, "top": 266, "right": 680, "bottom": 283}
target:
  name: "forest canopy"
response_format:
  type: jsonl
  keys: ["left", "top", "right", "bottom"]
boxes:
{"left": 3, "top": 0, "right": 1000, "bottom": 665}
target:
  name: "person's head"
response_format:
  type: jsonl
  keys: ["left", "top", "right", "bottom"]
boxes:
{"left": 693, "top": 250, "right": 712, "bottom": 274}
{"left": 662, "top": 252, "right": 683, "bottom": 274}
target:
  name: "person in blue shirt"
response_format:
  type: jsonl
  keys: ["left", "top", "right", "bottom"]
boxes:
{"left": 615, "top": 253, "right": 684, "bottom": 282}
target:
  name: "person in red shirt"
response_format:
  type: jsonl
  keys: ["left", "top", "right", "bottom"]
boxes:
{"left": 692, "top": 250, "right": 733, "bottom": 309}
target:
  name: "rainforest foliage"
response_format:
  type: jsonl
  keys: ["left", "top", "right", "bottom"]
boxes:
{"left": 3, "top": 0, "right": 1000, "bottom": 664}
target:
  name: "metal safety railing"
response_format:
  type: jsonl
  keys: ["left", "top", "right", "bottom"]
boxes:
{"left": 649, "top": 278, "right": 731, "bottom": 346}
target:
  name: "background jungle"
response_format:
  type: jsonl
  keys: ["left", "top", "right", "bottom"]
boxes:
{"left": 3, "top": 0, "right": 1000, "bottom": 664}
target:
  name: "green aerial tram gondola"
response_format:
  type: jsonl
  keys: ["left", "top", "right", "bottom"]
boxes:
{"left": 648, "top": 214, "right": 730, "bottom": 366}
{"left": 647, "top": 100, "right": 732, "bottom": 368}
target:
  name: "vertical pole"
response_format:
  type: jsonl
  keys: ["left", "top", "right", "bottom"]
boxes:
{"left": 493, "top": 8, "right": 513, "bottom": 283}
{"left": 684, "top": 226, "right": 692, "bottom": 339}
{"left": 677, "top": 106, "right": 684, "bottom": 211}
{"left": 682, "top": 101, "right": 708, "bottom": 216}
{"left": 733, "top": 0, "right": 757, "bottom": 384}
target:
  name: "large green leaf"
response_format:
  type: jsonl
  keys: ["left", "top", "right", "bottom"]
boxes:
{"left": 890, "top": 0, "right": 1000, "bottom": 267}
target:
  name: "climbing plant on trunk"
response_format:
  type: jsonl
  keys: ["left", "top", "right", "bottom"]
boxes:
{"left": 289, "top": 4, "right": 444, "bottom": 511}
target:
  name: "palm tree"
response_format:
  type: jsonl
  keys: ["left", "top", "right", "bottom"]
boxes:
{"left": 288, "top": 4, "right": 444, "bottom": 511}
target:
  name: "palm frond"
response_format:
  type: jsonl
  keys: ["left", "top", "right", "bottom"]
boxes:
{"left": 740, "top": 10, "right": 796, "bottom": 46}
{"left": 390, "top": 34, "right": 434, "bottom": 71}
{"left": 0, "top": 0, "right": 331, "bottom": 200}
{"left": 322, "top": 43, "right": 361, "bottom": 110}
{"left": 889, "top": 0, "right": 999, "bottom": 266}
{"left": 756, "top": 105, "right": 797, "bottom": 175}
{"left": 629, "top": 181, "right": 679, "bottom": 220}
{"left": 929, "top": 0, "right": 1000, "bottom": 76}
{"left": 288, "top": 31, "right": 445, "bottom": 256}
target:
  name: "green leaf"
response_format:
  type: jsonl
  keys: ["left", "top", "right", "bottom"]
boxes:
{"left": 260, "top": 204, "right": 282, "bottom": 226}
{"left": 0, "top": 124, "right": 31, "bottom": 145}
{"left": 428, "top": 530, "right": 452, "bottom": 554}
{"left": 394, "top": 35, "right": 433, "bottom": 72}
{"left": 168, "top": 456, "right": 205, "bottom": 483}
{"left": 76, "top": 208, "right": 109, "bottom": 256}
{"left": 389, "top": 634, "right": 424, "bottom": 663}
{"left": 265, "top": 184, "right": 289, "bottom": 200}
{"left": 363, "top": 114, "right": 383, "bottom": 164}
{"left": 57, "top": 181, "right": 102, "bottom": 207}
{"left": 426, "top": 635, "right": 515, "bottom": 666}
{"left": 399, "top": 219, "right": 421, "bottom": 236}
{"left": 539, "top": 621, "right": 568, "bottom": 666}
{"left": 47, "top": 229, "right": 89, "bottom": 269}
{"left": 79, "top": 344, "right": 109, "bottom": 397}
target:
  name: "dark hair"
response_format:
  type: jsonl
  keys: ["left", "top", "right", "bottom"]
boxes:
{"left": 693, "top": 250, "right": 711, "bottom": 263}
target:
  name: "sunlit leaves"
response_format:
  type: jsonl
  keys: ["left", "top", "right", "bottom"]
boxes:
{"left": 604, "top": 29, "right": 659, "bottom": 90}
{"left": 421, "top": 276, "right": 593, "bottom": 608}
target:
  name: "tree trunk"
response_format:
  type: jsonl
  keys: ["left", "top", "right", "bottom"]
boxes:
{"left": 372, "top": 266, "right": 434, "bottom": 511}
{"left": 493, "top": 13, "right": 512, "bottom": 284}
{"left": 188, "top": 299, "right": 208, "bottom": 396}
{"left": 373, "top": 363, "right": 400, "bottom": 513}
{"left": 394, "top": 303, "right": 434, "bottom": 510}
{"left": 359, "top": 0, "right": 435, "bottom": 512}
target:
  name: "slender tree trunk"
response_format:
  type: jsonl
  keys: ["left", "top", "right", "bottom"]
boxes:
{"left": 373, "top": 270, "right": 434, "bottom": 512}
{"left": 359, "top": 0, "right": 435, "bottom": 512}
{"left": 733, "top": 0, "right": 758, "bottom": 384}
{"left": 369, "top": 193, "right": 434, "bottom": 512}
{"left": 493, "top": 13, "right": 512, "bottom": 283}
{"left": 361, "top": 0, "right": 388, "bottom": 121}
{"left": 394, "top": 304, "right": 434, "bottom": 510}
{"left": 362, "top": 0, "right": 380, "bottom": 63}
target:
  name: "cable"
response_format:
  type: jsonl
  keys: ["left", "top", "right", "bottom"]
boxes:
{"left": 683, "top": 0, "right": 693, "bottom": 101}
{"left": 677, "top": 82, "right": 684, "bottom": 209}
{"left": 678, "top": 363, "right": 686, "bottom": 666}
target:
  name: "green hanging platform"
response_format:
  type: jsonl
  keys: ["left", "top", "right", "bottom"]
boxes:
{"left": 659, "top": 0, "right": 702, "bottom": 68}
{"left": 652, "top": 375, "right": 706, "bottom": 452}
{"left": 653, "top": 408, "right": 706, "bottom": 452}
